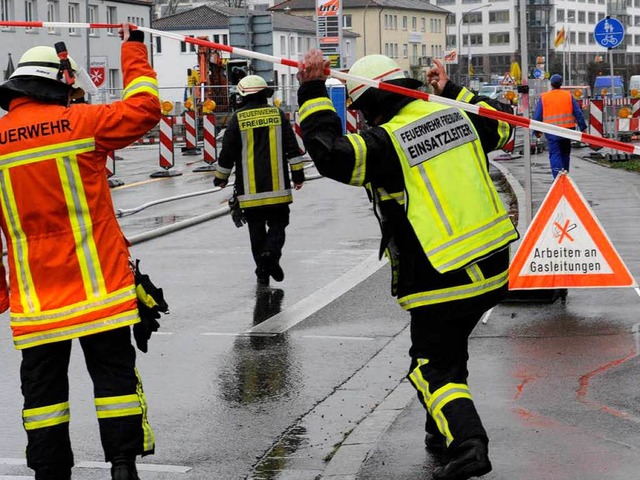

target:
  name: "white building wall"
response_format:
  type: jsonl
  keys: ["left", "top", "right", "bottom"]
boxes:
{"left": 0, "top": 0, "right": 152, "bottom": 103}
{"left": 152, "top": 27, "right": 318, "bottom": 108}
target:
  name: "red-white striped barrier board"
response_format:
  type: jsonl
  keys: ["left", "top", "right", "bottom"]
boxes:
{"left": 632, "top": 98, "right": 640, "bottom": 118}
{"left": 502, "top": 128, "right": 516, "bottom": 153}
{"left": 589, "top": 100, "right": 604, "bottom": 139}
{"left": 347, "top": 110, "right": 358, "bottom": 133}
{"left": 616, "top": 118, "right": 640, "bottom": 133}
{"left": 203, "top": 114, "right": 217, "bottom": 164}
{"left": 106, "top": 151, "right": 115, "bottom": 178}
{"left": 184, "top": 111, "right": 197, "bottom": 150}
{"left": 159, "top": 116, "right": 175, "bottom": 169}
{"left": 605, "top": 98, "right": 630, "bottom": 107}
{"left": 294, "top": 111, "right": 306, "bottom": 153}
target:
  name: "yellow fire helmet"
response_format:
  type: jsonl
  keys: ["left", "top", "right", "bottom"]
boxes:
{"left": 237, "top": 75, "right": 273, "bottom": 97}
{"left": 346, "top": 54, "right": 421, "bottom": 110}
{"left": 11, "top": 46, "right": 98, "bottom": 95}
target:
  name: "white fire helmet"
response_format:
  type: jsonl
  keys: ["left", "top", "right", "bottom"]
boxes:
{"left": 10, "top": 46, "right": 98, "bottom": 95}
{"left": 236, "top": 75, "right": 270, "bottom": 96}
{"left": 346, "top": 55, "right": 406, "bottom": 107}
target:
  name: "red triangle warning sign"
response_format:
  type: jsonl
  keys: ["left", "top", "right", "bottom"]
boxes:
{"left": 509, "top": 173, "right": 636, "bottom": 289}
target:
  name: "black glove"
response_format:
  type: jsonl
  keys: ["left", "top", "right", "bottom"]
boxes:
{"left": 229, "top": 191, "right": 246, "bottom": 228}
{"left": 132, "top": 259, "right": 169, "bottom": 353}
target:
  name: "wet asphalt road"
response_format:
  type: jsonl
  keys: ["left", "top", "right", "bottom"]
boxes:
{"left": 2, "top": 143, "right": 640, "bottom": 479}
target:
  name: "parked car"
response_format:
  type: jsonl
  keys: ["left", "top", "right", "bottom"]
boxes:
{"left": 477, "top": 84, "right": 505, "bottom": 100}
{"left": 629, "top": 75, "right": 640, "bottom": 97}
{"left": 593, "top": 76, "right": 624, "bottom": 99}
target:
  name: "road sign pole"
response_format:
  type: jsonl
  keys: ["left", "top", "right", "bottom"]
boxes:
{"left": 609, "top": 47, "right": 616, "bottom": 134}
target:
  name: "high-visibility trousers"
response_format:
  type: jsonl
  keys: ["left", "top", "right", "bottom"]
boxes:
{"left": 20, "top": 326, "right": 154, "bottom": 474}
{"left": 407, "top": 308, "right": 488, "bottom": 450}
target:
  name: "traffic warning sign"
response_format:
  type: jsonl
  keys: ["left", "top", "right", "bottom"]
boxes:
{"left": 500, "top": 73, "right": 515, "bottom": 85}
{"left": 509, "top": 173, "right": 636, "bottom": 289}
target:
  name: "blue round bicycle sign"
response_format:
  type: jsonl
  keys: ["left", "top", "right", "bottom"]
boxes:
{"left": 594, "top": 17, "right": 625, "bottom": 48}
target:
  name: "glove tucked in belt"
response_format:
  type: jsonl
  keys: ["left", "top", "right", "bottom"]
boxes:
{"left": 132, "top": 259, "right": 169, "bottom": 353}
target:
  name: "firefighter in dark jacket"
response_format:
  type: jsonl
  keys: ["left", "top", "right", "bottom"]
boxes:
{"left": 214, "top": 75, "right": 305, "bottom": 285}
{"left": 297, "top": 50, "right": 518, "bottom": 480}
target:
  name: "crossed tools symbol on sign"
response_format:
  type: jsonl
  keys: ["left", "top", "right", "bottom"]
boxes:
{"left": 553, "top": 218, "right": 577, "bottom": 244}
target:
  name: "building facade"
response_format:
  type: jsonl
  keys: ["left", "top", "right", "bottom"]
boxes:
{"left": 271, "top": 0, "right": 449, "bottom": 79}
{"left": 440, "top": 0, "right": 640, "bottom": 86}
{"left": 152, "top": 5, "right": 358, "bottom": 109}
{"left": 0, "top": 0, "right": 154, "bottom": 102}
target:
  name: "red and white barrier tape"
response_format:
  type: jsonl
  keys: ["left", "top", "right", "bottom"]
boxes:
{"left": 2, "top": 20, "right": 639, "bottom": 155}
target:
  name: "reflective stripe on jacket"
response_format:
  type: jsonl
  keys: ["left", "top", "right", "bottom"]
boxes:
{"left": 0, "top": 41, "right": 161, "bottom": 349}
{"left": 381, "top": 100, "right": 518, "bottom": 274}
{"left": 541, "top": 89, "right": 576, "bottom": 129}
{"left": 216, "top": 103, "right": 304, "bottom": 209}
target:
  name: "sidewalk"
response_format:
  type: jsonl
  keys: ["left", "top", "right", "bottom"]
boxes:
{"left": 322, "top": 147, "right": 640, "bottom": 480}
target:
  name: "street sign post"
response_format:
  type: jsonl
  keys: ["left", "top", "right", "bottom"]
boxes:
{"left": 594, "top": 17, "right": 624, "bottom": 48}
{"left": 594, "top": 17, "right": 625, "bottom": 140}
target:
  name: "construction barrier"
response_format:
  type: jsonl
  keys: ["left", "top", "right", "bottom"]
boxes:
{"left": 193, "top": 114, "right": 217, "bottom": 172}
{"left": 294, "top": 111, "right": 306, "bottom": 154}
{"left": 182, "top": 110, "right": 201, "bottom": 155}
{"left": 615, "top": 118, "right": 640, "bottom": 139}
{"left": 346, "top": 110, "right": 359, "bottom": 134}
{"left": 151, "top": 116, "right": 183, "bottom": 178}
{"left": 106, "top": 151, "right": 116, "bottom": 178}
{"left": 632, "top": 98, "right": 640, "bottom": 118}
{"left": 589, "top": 100, "right": 604, "bottom": 139}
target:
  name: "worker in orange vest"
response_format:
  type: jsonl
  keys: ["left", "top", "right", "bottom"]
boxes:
{"left": 0, "top": 24, "right": 161, "bottom": 480}
{"left": 533, "top": 74, "right": 587, "bottom": 178}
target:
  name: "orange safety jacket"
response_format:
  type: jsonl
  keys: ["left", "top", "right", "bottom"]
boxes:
{"left": 0, "top": 41, "right": 161, "bottom": 349}
{"left": 541, "top": 89, "right": 576, "bottom": 129}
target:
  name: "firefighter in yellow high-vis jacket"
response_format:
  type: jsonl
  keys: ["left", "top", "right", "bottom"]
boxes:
{"left": 297, "top": 50, "right": 518, "bottom": 480}
{"left": 214, "top": 75, "right": 305, "bottom": 286}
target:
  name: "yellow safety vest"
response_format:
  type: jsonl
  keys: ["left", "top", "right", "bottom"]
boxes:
{"left": 236, "top": 106, "right": 298, "bottom": 208}
{"left": 381, "top": 100, "right": 518, "bottom": 274}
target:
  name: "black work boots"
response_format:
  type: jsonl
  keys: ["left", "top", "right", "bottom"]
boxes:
{"left": 111, "top": 456, "right": 140, "bottom": 480}
{"left": 260, "top": 252, "right": 284, "bottom": 282}
{"left": 425, "top": 431, "right": 446, "bottom": 452}
{"left": 432, "top": 438, "right": 492, "bottom": 480}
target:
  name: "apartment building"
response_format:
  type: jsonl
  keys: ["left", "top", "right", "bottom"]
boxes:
{"left": 441, "top": 0, "right": 640, "bottom": 85}
{"left": 271, "top": 0, "right": 449, "bottom": 77}
{"left": 152, "top": 5, "right": 358, "bottom": 107}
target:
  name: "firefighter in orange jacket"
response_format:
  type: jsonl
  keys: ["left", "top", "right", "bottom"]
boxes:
{"left": 0, "top": 24, "right": 160, "bottom": 480}
{"left": 533, "top": 74, "right": 587, "bottom": 178}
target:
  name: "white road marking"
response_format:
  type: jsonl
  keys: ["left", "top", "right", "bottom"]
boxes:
{"left": 245, "top": 252, "right": 387, "bottom": 335}
{"left": 76, "top": 461, "right": 191, "bottom": 473}
{"left": 0, "top": 458, "right": 190, "bottom": 474}
{"left": 481, "top": 307, "right": 494, "bottom": 325}
{"left": 301, "top": 335, "right": 375, "bottom": 341}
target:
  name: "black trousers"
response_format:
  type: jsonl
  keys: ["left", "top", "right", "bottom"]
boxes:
{"left": 20, "top": 327, "right": 153, "bottom": 476}
{"left": 407, "top": 307, "right": 488, "bottom": 450}
{"left": 244, "top": 204, "right": 290, "bottom": 272}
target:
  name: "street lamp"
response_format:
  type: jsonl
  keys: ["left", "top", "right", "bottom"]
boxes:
{"left": 457, "top": 3, "right": 492, "bottom": 84}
